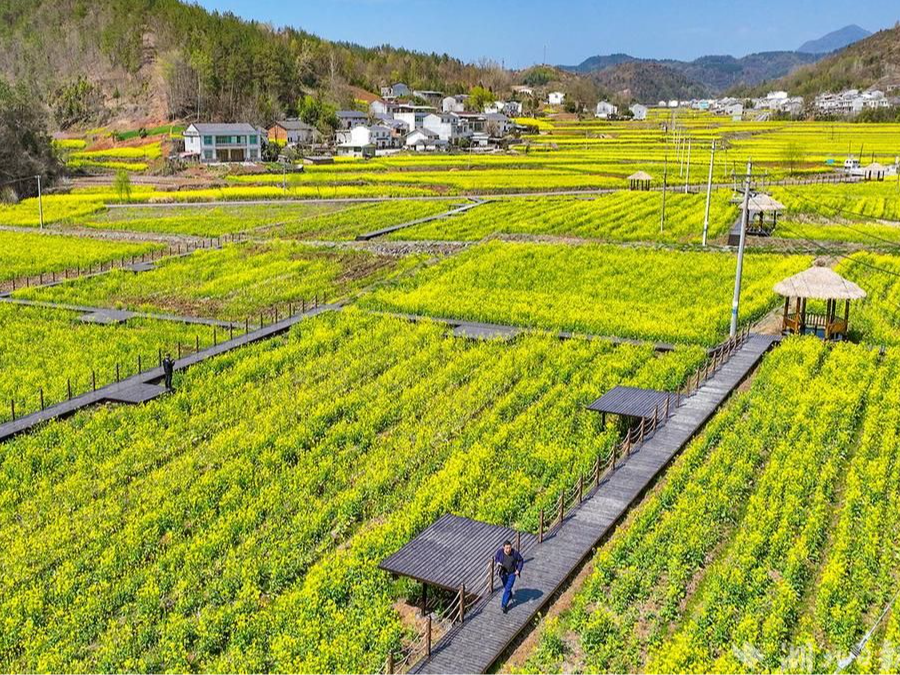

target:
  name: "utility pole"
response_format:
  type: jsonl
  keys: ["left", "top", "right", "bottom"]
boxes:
{"left": 660, "top": 153, "right": 668, "bottom": 233}
{"left": 36, "top": 174, "right": 44, "bottom": 230}
{"left": 730, "top": 159, "right": 753, "bottom": 337}
{"left": 684, "top": 138, "right": 692, "bottom": 193}
{"left": 702, "top": 141, "right": 716, "bottom": 246}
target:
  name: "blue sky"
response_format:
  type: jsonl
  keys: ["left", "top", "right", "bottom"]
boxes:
{"left": 197, "top": 0, "right": 897, "bottom": 66}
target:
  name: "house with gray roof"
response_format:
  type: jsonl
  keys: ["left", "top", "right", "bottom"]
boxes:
{"left": 183, "top": 123, "right": 266, "bottom": 162}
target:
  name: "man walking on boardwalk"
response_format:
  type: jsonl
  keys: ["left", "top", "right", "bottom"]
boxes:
{"left": 494, "top": 540, "right": 524, "bottom": 614}
{"left": 162, "top": 353, "right": 175, "bottom": 391}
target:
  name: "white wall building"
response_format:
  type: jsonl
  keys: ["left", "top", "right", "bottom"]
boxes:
{"left": 405, "top": 128, "right": 448, "bottom": 152}
{"left": 629, "top": 103, "right": 648, "bottom": 120}
{"left": 422, "top": 113, "right": 472, "bottom": 142}
{"left": 335, "top": 110, "right": 368, "bottom": 130}
{"left": 183, "top": 123, "right": 265, "bottom": 162}
{"left": 595, "top": 101, "right": 618, "bottom": 119}
{"left": 442, "top": 95, "right": 467, "bottom": 113}
{"left": 548, "top": 91, "right": 565, "bottom": 106}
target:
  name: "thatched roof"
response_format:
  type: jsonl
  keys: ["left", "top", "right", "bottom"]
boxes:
{"left": 866, "top": 162, "right": 886, "bottom": 171}
{"left": 747, "top": 193, "right": 785, "bottom": 212}
{"left": 627, "top": 171, "right": 653, "bottom": 181}
{"left": 774, "top": 266, "right": 867, "bottom": 300}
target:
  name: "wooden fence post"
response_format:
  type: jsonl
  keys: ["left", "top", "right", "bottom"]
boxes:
{"left": 652, "top": 406, "right": 658, "bottom": 431}
{"left": 458, "top": 584, "right": 465, "bottom": 623}
{"left": 516, "top": 530, "right": 521, "bottom": 551}
{"left": 664, "top": 395, "right": 670, "bottom": 419}
{"left": 578, "top": 474, "right": 584, "bottom": 503}
{"left": 40, "top": 388, "right": 44, "bottom": 411}
{"left": 92, "top": 370, "right": 96, "bottom": 391}
{"left": 67, "top": 379, "right": 72, "bottom": 400}
{"left": 10, "top": 399, "right": 15, "bottom": 421}
{"left": 387, "top": 652, "right": 394, "bottom": 675}
{"left": 426, "top": 616, "right": 432, "bottom": 658}
{"left": 558, "top": 490, "right": 565, "bottom": 525}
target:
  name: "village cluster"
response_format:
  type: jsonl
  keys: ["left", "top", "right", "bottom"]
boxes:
{"left": 179, "top": 81, "right": 900, "bottom": 165}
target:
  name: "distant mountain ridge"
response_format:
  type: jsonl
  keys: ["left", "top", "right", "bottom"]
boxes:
{"left": 560, "top": 50, "right": 822, "bottom": 101}
{"left": 743, "top": 23, "right": 900, "bottom": 99}
{"left": 798, "top": 25, "right": 871, "bottom": 54}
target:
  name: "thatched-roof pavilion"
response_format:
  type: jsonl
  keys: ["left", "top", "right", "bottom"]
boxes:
{"left": 774, "top": 266, "right": 866, "bottom": 340}
{"left": 627, "top": 171, "right": 652, "bottom": 191}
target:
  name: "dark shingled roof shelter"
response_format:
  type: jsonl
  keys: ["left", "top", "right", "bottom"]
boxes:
{"left": 586, "top": 385, "right": 677, "bottom": 425}
{"left": 379, "top": 514, "right": 535, "bottom": 613}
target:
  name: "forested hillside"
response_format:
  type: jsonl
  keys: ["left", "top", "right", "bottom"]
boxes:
{"left": 743, "top": 23, "right": 900, "bottom": 98}
{"left": 0, "top": 0, "right": 505, "bottom": 128}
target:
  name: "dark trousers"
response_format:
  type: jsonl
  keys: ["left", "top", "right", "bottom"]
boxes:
{"left": 500, "top": 570, "right": 516, "bottom": 608}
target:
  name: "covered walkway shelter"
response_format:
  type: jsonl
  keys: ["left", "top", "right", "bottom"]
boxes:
{"left": 626, "top": 171, "right": 653, "bottom": 191}
{"left": 586, "top": 385, "right": 676, "bottom": 427}
{"left": 379, "top": 514, "right": 535, "bottom": 616}
{"left": 774, "top": 266, "right": 867, "bottom": 340}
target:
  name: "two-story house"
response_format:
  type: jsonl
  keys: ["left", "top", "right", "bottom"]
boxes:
{"left": 183, "top": 123, "right": 265, "bottom": 162}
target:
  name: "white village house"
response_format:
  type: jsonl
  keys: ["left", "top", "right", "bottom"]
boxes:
{"left": 335, "top": 110, "right": 368, "bottom": 130}
{"left": 380, "top": 83, "right": 410, "bottom": 99}
{"left": 183, "top": 123, "right": 266, "bottom": 162}
{"left": 405, "top": 128, "right": 449, "bottom": 152}
{"left": 442, "top": 95, "right": 467, "bottom": 113}
{"left": 422, "top": 113, "right": 472, "bottom": 143}
{"left": 595, "top": 101, "right": 618, "bottom": 119}
{"left": 629, "top": 103, "right": 648, "bottom": 120}
{"left": 548, "top": 91, "right": 565, "bottom": 106}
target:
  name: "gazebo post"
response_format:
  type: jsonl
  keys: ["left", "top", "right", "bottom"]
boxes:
{"left": 800, "top": 298, "right": 807, "bottom": 334}
{"left": 421, "top": 583, "right": 427, "bottom": 617}
{"left": 782, "top": 297, "right": 789, "bottom": 332}
{"left": 844, "top": 299, "right": 850, "bottom": 333}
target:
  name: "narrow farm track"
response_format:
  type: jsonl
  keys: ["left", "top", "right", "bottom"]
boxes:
{"left": 356, "top": 198, "right": 486, "bottom": 240}
{"left": 410, "top": 334, "right": 778, "bottom": 674}
{"left": 0, "top": 303, "right": 341, "bottom": 443}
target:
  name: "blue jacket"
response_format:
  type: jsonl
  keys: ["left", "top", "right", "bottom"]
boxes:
{"left": 494, "top": 547, "right": 524, "bottom": 575}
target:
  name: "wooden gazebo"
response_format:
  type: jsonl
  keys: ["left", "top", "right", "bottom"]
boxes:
{"left": 747, "top": 193, "right": 785, "bottom": 233}
{"left": 627, "top": 171, "right": 653, "bottom": 191}
{"left": 774, "top": 267, "right": 866, "bottom": 340}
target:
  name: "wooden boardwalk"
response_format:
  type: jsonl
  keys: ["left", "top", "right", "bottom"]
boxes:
{"left": 411, "top": 333, "right": 778, "bottom": 674}
{"left": 0, "top": 304, "right": 339, "bottom": 443}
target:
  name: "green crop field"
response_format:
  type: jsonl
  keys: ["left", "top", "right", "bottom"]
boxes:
{"left": 0, "top": 305, "right": 222, "bottom": 422}
{"left": 389, "top": 191, "right": 738, "bottom": 243}
{"left": 15, "top": 242, "right": 418, "bottom": 321}
{"left": 262, "top": 200, "right": 459, "bottom": 240}
{"left": 4, "top": 111, "right": 900, "bottom": 675}
{"left": 0, "top": 310, "right": 703, "bottom": 672}
{"left": 361, "top": 241, "right": 810, "bottom": 345}
{"left": 522, "top": 337, "right": 900, "bottom": 674}
{"left": 82, "top": 203, "right": 348, "bottom": 237}
{"left": 0, "top": 231, "right": 163, "bottom": 284}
